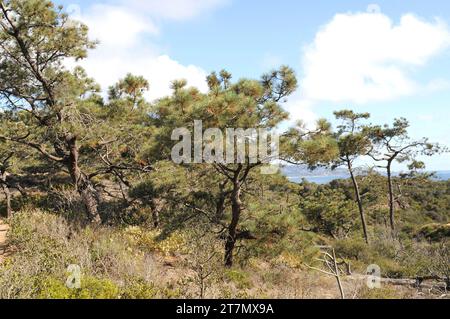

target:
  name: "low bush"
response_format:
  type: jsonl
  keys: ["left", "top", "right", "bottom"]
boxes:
{"left": 38, "top": 276, "right": 120, "bottom": 299}
{"left": 418, "top": 223, "right": 450, "bottom": 241}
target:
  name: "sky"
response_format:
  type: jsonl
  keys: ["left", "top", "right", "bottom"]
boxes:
{"left": 56, "top": 0, "right": 450, "bottom": 171}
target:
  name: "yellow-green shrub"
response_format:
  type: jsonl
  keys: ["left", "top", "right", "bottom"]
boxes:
{"left": 123, "top": 226, "right": 188, "bottom": 256}
{"left": 224, "top": 269, "right": 253, "bottom": 289}
{"left": 119, "top": 278, "right": 158, "bottom": 299}
{"left": 38, "top": 276, "right": 120, "bottom": 299}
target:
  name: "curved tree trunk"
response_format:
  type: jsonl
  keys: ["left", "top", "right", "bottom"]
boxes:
{"left": 0, "top": 172, "right": 12, "bottom": 219}
{"left": 224, "top": 181, "right": 242, "bottom": 267}
{"left": 387, "top": 162, "right": 395, "bottom": 231}
{"left": 347, "top": 161, "right": 369, "bottom": 244}
{"left": 215, "top": 183, "right": 227, "bottom": 223}
{"left": 77, "top": 176, "right": 101, "bottom": 224}
{"left": 0, "top": 155, "right": 13, "bottom": 219}
{"left": 65, "top": 135, "right": 101, "bottom": 224}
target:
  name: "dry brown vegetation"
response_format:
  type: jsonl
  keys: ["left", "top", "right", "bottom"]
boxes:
{"left": 0, "top": 209, "right": 447, "bottom": 299}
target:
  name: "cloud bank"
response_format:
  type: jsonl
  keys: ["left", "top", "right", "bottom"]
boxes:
{"left": 287, "top": 10, "right": 450, "bottom": 125}
{"left": 69, "top": 0, "right": 228, "bottom": 100}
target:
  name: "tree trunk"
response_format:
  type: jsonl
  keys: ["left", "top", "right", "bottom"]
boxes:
{"left": 347, "top": 161, "right": 369, "bottom": 244}
{"left": 149, "top": 199, "right": 160, "bottom": 228}
{"left": 215, "top": 181, "right": 228, "bottom": 223}
{"left": 224, "top": 181, "right": 242, "bottom": 267}
{"left": 215, "top": 193, "right": 226, "bottom": 223}
{"left": 387, "top": 162, "right": 395, "bottom": 231}
{"left": 0, "top": 171, "right": 12, "bottom": 219}
{"left": 65, "top": 135, "right": 101, "bottom": 224}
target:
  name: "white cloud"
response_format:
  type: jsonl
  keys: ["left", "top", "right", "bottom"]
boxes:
{"left": 78, "top": 51, "right": 208, "bottom": 101}
{"left": 303, "top": 12, "right": 450, "bottom": 104}
{"left": 287, "top": 11, "right": 450, "bottom": 126}
{"left": 82, "top": 5, "right": 159, "bottom": 47}
{"left": 283, "top": 97, "right": 318, "bottom": 129}
{"left": 68, "top": 2, "right": 219, "bottom": 101}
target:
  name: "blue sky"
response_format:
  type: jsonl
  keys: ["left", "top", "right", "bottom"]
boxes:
{"left": 57, "top": 0, "right": 450, "bottom": 170}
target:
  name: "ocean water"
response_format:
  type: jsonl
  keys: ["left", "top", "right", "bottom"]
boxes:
{"left": 287, "top": 175, "right": 349, "bottom": 184}
{"left": 436, "top": 171, "right": 450, "bottom": 181}
{"left": 286, "top": 171, "right": 450, "bottom": 185}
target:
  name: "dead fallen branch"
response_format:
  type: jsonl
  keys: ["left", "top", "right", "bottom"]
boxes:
{"left": 348, "top": 274, "right": 448, "bottom": 292}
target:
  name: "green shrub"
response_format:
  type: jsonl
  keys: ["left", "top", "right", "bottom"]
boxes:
{"left": 418, "top": 223, "right": 450, "bottom": 241}
{"left": 39, "top": 276, "right": 120, "bottom": 299}
{"left": 372, "top": 257, "right": 405, "bottom": 279}
{"left": 224, "top": 269, "right": 252, "bottom": 289}
{"left": 119, "top": 278, "right": 159, "bottom": 299}
{"left": 334, "top": 238, "right": 371, "bottom": 261}
{"left": 123, "top": 226, "right": 188, "bottom": 256}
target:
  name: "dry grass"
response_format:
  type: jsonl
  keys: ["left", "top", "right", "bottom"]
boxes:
{"left": 0, "top": 209, "right": 447, "bottom": 299}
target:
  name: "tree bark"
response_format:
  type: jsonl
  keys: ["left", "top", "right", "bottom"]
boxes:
{"left": 215, "top": 184, "right": 227, "bottom": 223}
{"left": 149, "top": 199, "right": 160, "bottom": 228}
{"left": 65, "top": 135, "right": 101, "bottom": 224}
{"left": 387, "top": 162, "right": 395, "bottom": 231}
{"left": 224, "top": 180, "right": 242, "bottom": 268}
{"left": 347, "top": 160, "right": 369, "bottom": 244}
{"left": 0, "top": 171, "right": 12, "bottom": 219}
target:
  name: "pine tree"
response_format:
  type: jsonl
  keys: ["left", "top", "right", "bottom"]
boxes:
{"left": 367, "top": 118, "right": 443, "bottom": 232}
{"left": 331, "top": 110, "right": 372, "bottom": 244}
